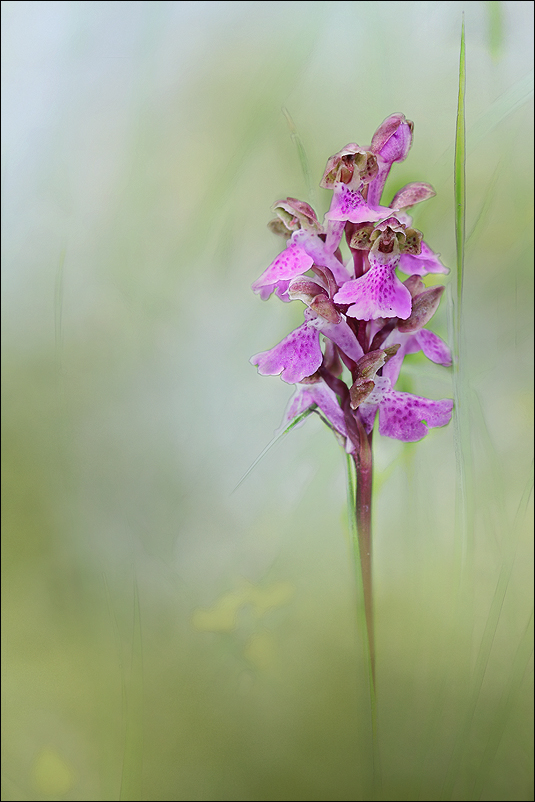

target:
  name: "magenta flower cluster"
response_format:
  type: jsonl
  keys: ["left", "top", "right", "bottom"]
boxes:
{"left": 250, "top": 114, "right": 453, "bottom": 448}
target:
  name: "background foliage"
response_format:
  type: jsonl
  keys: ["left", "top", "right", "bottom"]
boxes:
{"left": 2, "top": 2, "right": 533, "bottom": 800}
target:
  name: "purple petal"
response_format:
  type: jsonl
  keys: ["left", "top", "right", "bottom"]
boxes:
{"left": 252, "top": 235, "right": 314, "bottom": 294}
{"left": 357, "top": 376, "right": 390, "bottom": 433}
{"left": 250, "top": 322, "right": 322, "bottom": 384}
{"left": 415, "top": 329, "right": 452, "bottom": 367}
{"left": 293, "top": 229, "right": 351, "bottom": 286}
{"left": 325, "top": 182, "right": 391, "bottom": 224}
{"left": 398, "top": 241, "right": 449, "bottom": 276}
{"left": 367, "top": 116, "right": 413, "bottom": 206}
{"left": 306, "top": 310, "right": 364, "bottom": 362}
{"left": 325, "top": 219, "right": 345, "bottom": 254}
{"left": 382, "top": 332, "right": 415, "bottom": 386}
{"left": 333, "top": 261, "right": 412, "bottom": 321}
{"left": 276, "top": 380, "right": 347, "bottom": 441}
{"left": 276, "top": 385, "right": 317, "bottom": 434}
{"left": 378, "top": 390, "right": 453, "bottom": 442}
{"left": 358, "top": 402, "right": 379, "bottom": 434}
{"left": 256, "top": 279, "right": 292, "bottom": 302}
{"left": 390, "top": 181, "right": 436, "bottom": 210}
{"left": 370, "top": 114, "right": 413, "bottom": 164}
{"left": 305, "top": 381, "right": 347, "bottom": 437}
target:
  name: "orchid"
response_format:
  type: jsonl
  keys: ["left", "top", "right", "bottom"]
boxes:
{"left": 249, "top": 114, "right": 453, "bottom": 689}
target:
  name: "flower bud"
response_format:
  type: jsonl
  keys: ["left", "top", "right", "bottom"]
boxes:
{"left": 398, "top": 286, "right": 445, "bottom": 332}
{"left": 272, "top": 198, "right": 323, "bottom": 234}
{"left": 323, "top": 339, "right": 343, "bottom": 377}
{"left": 309, "top": 294, "right": 342, "bottom": 323}
{"left": 356, "top": 350, "right": 389, "bottom": 379}
{"left": 383, "top": 344, "right": 402, "bottom": 363}
{"left": 403, "top": 275, "right": 426, "bottom": 297}
{"left": 349, "top": 379, "right": 375, "bottom": 409}
{"left": 355, "top": 344, "right": 401, "bottom": 381}
{"left": 311, "top": 265, "right": 339, "bottom": 299}
{"left": 370, "top": 113, "right": 414, "bottom": 164}
{"left": 288, "top": 278, "right": 325, "bottom": 305}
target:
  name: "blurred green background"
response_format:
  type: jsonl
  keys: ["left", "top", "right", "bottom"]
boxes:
{"left": 2, "top": 2, "right": 533, "bottom": 800}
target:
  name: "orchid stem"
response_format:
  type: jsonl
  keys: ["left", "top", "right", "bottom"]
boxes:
{"left": 354, "top": 423, "right": 376, "bottom": 694}
{"left": 352, "top": 420, "right": 380, "bottom": 798}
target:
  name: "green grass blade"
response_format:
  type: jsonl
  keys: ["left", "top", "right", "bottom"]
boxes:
{"left": 451, "top": 12, "right": 474, "bottom": 580}
{"left": 232, "top": 407, "right": 315, "bottom": 492}
{"left": 450, "top": 13, "right": 473, "bottom": 582}
{"left": 441, "top": 16, "right": 472, "bottom": 800}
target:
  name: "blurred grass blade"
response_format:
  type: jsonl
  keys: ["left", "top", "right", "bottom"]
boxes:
{"left": 486, "top": 1, "right": 504, "bottom": 62}
{"left": 282, "top": 107, "right": 315, "bottom": 205}
{"left": 442, "top": 403, "right": 531, "bottom": 801}
{"left": 232, "top": 408, "right": 315, "bottom": 492}
{"left": 54, "top": 249, "right": 66, "bottom": 373}
{"left": 466, "top": 69, "right": 533, "bottom": 152}
{"left": 472, "top": 610, "right": 534, "bottom": 800}
{"left": 120, "top": 581, "right": 144, "bottom": 801}
{"left": 454, "top": 14, "right": 466, "bottom": 353}
{"left": 183, "top": 15, "right": 328, "bottom": 259}
{"left": 435, "top": 68, "right": 533, "bottom": 176}
{"left": 466, "top": 164, "right": 500, "bottom": 247}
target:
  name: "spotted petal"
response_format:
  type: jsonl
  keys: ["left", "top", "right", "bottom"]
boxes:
{"left": 325, "top": 219, "right": 346, "bottom": 254}
{"left": 415, "top": 329, "right": 452, "bottom": 366}
{"left": 378, "top": 390, "right": 453, "bottom": 442}
{"left": 250, "top": 322, "right": 322, "bottom": 384}
{"left": 252, "top": 234, "right": 314, "bottom": 297}
{"left": 333, "top": 260, "right": 412, "bottom": 321}
{"left": 325, "top": 182, "right": 391, "bottom": 224}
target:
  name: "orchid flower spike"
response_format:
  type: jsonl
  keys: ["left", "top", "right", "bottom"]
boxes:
{"left": 250, "top": 115, "right": 453, "bottom": 451}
